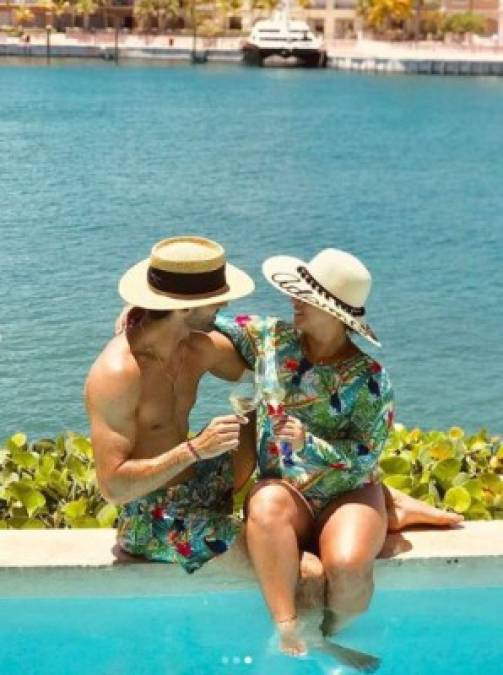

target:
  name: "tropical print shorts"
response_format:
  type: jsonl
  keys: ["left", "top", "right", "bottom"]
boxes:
{"left": 117, "top": 455, "right": 242, "bottom": 573}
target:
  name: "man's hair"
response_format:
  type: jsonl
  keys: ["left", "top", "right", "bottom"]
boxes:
{"left": 144, "top": 309, "right": 172, "bottom": 322}
{"left": 127, "top": 307, "right": 171, "bottom": 329}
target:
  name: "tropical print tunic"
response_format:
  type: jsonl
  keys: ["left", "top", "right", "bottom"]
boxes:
{"left": 216, "top": 314, "right": 394, "bottom": 514}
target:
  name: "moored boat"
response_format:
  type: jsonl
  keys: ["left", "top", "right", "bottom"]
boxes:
{"left": 242, "top": 3, "right": 326, "bottom": 68}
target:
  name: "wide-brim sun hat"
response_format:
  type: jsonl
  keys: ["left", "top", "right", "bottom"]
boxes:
{"left": 262, "top": 248, "right": 381, "bottom": 347}
{"left": 119, "top": 236, "right": 255, "bottom": 310}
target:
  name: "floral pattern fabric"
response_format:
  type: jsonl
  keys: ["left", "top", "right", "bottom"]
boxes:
{"left": 216, "top": 314, "right": 394, "bottom": 515}
{"left": 117, "top": 454, "right": 241, "bottom": 574}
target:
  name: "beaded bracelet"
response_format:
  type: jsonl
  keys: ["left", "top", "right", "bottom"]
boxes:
{"left": 186, "top": 439, "right": 202, "bottom": 462}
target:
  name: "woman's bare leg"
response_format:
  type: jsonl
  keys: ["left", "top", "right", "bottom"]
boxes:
{"left": 384, "top": 485, "right": 463, "bottom": 531}
{"left": 246, "top": 480, "right": 313, "bottom": 656}
{"left": 318, "top": 483, "right": 387, "bottom": 637}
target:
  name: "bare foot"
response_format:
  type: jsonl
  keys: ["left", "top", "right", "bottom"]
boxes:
{"left": 297, "top": 552, "right": 325, "bottom": 610}
{"left": 300, "top": 550, "right": 325, "bottom": 580}
{"left": 318, "top": 640, "right": 380, "bottom": 673}
{"left": 384, "top": 485, "right": 464, "bottom": 532}
{"left": 277, "top": 618, "right": 307, "bottom": 657}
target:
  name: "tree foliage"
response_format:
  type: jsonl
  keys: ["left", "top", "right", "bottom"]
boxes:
{"left": 358, "top": 0, "right": 413, "bottom": 34}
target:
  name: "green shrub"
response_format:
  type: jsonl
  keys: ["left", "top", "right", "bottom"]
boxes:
{"left": 443, "top": 12, "right": 487, "bottom": 37}
{"left": 0, "top": 432, "right": 118, "bottom": 529}
{"left": 380, "top": 425, "right": 503, "bottom": 519}
{"left": 1, "top": 427, "right": 502, "bottom": 529}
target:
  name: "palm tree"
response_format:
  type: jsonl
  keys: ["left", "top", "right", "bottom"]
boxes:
{"left": 357, "top": 0, "right": 412, "bottom": 36}
{"left": 74, "top": 0, "right": 98, "bottom": 31}
{"left": 252, "top": 0, "right": 280, "bottom": 12}
{"left": 43, "top": 0, "right": 72, "bottom": 32}
{"left": 216, "top": 0, "right": 243, "bottom": 32}
{"left": 134, "top": 0, "right": 157, "bottom": 32}
{"left": 13, "top": 7, "right": 35, "bottom": 29}
{"left": 134, "top": 0, "right": 180, "bottom": 33}
{"left": 99, "top": 0, "right": 114, "bottom": 29}
{"left": 156, "top": 0, "right": 182, "bottom": 32}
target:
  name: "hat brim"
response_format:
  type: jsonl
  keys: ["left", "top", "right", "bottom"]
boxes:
{"left": 119, "top": 258, "right": 255, "bottom": 310}
{"left": 262, "top": 255, "right": 381, "bottom": 348}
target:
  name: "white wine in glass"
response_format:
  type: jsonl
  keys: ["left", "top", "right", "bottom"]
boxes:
{"left": 229, "top": 371, "right": 259, "bottom": 416}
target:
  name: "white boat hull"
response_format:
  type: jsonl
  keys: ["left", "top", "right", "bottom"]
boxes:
{"left": 242, "top": 43, "right": 327, "bottom": 68}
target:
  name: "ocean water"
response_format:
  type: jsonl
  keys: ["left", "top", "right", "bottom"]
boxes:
{"left": 0, "top": 586, "right": 502, "bottom": 674}
{"left": 0, "top": 62, "right": 502, "bottom": 439}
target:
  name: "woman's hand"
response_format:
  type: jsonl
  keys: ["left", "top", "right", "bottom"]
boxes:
{"left": 272, "top": 415, "right": 305, "bottom": 452}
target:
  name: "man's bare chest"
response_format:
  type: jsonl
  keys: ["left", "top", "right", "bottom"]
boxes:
{"left": 136, "top": 368, "right": 200, "bottom": 437}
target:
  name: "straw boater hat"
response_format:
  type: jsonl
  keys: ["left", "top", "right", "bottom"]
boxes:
{"left": 262, "top": 248, "right": 380, "bottom": 347}
{"left": 119, "top": 236, "right": 254, "bottom": 310}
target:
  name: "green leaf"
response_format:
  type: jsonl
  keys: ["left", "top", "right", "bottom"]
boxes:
{"left": 461, "top": 479, "right": 483, "bottom": 500}
{"left": 432, "top": 459, "right": 462, "bottom": 488}
{"left": 61, "top": 498, "right": 88, "bottom": 520}
{"left": 20, "top": 518, "right": 46, "bottom": 529}
{"left": 39, "top": 455, "right": 56, "bottom": 476}
{"left": 0, "top": 520, "right": 8, "bottom": 529}
{"left": 443, "top": 486, "right": 471, "bottom": 513}
{"left": 465, "top": 498, "right": 491, "bottom": 521}
{"left": 383, "top": 474, "right": 412, "bottom": 491}
{"left": 70, "top": 516, "right": 99, "bottom": 529}
{"left": 66, "top": 455, "right": 87, "bottom": 481}
{"left": 11, "top": 450, "right": 39, "bottom": 470}
{"left": 96, "top": 503, "right": 119, "bottom": 528}
{"left": 480, "top": 473, "right": 503, "bottom": 495}
{"left": 410, "top": 483, "right": 429, "bottom": 499}
{"left": 429, "top": 440, "right": 455, "bottom": 461}
{"left": 66, "top": 435, "right": 93, "bottom": 458}
{"left": 7, "top": 433, "right": 27, "bottom": 452}
{"left": 380, "top": 456, "right": 411, "bottom": 475}
{"left": 7, "top": 483, "right": 46, "bottom": 517}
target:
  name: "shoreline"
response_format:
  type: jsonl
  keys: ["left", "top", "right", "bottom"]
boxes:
{"left": 2, "top": 35, "right": 503, "bottom": 75}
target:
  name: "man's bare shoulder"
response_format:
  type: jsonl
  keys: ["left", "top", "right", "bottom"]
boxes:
{"left": 186, "top": 330, "right": 236, "bottom": 369}
{"left": 85, "top": 335, "right": 140, "bottom": 409}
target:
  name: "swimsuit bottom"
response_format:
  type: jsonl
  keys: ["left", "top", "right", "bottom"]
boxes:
{"left": 254, "top": 470, "right": 377, "bottom": 520}
{"left": 117, "top": 454, "right": 242, "bottom": 574}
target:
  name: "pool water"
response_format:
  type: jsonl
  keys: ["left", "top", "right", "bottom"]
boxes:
{"left": 1, "top": 586, "right": 502, "bottom": 674}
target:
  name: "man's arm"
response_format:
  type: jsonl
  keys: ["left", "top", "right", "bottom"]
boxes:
{"left": 194, "top": 329, "right": 249, "bottom": 382}
{"left": 85, "top": 361, "right": 244, "bottom": 504}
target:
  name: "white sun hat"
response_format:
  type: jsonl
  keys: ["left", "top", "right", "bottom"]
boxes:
{"left": 262, "top": 248, "right": 380, "bottom": 346}
{"left": 119, "top": 236, "right": 255, "bottom": 310}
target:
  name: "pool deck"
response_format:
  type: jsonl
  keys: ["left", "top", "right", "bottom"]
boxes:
{"left": 1, "top": 521, "right": 502, "bottom": 596}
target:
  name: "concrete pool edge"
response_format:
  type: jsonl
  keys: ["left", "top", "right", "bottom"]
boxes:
{"left": 1, "top": 521, "right": 502, "bottom": 596}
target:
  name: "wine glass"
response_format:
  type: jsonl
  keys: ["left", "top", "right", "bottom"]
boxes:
{"left": 229, "top": 370, "right": 259, "bottom": 416}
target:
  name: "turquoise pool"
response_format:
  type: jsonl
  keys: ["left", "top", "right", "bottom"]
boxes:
{"left": 1, "top": 586, "right": 502, "bottom": 674}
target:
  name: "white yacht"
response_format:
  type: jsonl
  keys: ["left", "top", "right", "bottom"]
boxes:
{"left": 242, "top": 3, "right": 327, "bottom": 68}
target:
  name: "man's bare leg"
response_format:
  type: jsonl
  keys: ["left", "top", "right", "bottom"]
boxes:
{"left": 246, "top": 481, "right": 313, "bottom": 656}
{"left": 384, "top": 485, "right": 463, "bottom": 531}
{"left": 318, "top": 483, "right": 387, "bottom": 640}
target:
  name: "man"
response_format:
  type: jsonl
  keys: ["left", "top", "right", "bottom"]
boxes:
{"left": 85, "top": 236, "right": 257, "bottom": 573}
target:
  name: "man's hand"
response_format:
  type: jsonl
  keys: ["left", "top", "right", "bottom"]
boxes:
{"left": 272, "top": 415, "right": 305, "bottom": 452}
{"left": 192, "top": 415, "right": 248, "bottom": 459}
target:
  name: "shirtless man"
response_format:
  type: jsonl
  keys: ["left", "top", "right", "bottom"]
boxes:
{"left": 85, "top": 236, "right": 259, "bottom": 573}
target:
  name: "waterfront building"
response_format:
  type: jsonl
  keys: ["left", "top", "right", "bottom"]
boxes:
{"left": 0, "top": 0, "right": 501, "bottom": 44}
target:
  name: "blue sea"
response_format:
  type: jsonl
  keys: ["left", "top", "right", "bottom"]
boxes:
{"left": 0, "top": 62, "right": 502, "bottom": 439}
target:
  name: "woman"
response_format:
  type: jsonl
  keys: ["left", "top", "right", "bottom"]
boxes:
{"left": 215, "top": 248, "right": 405, "bottom": 657}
